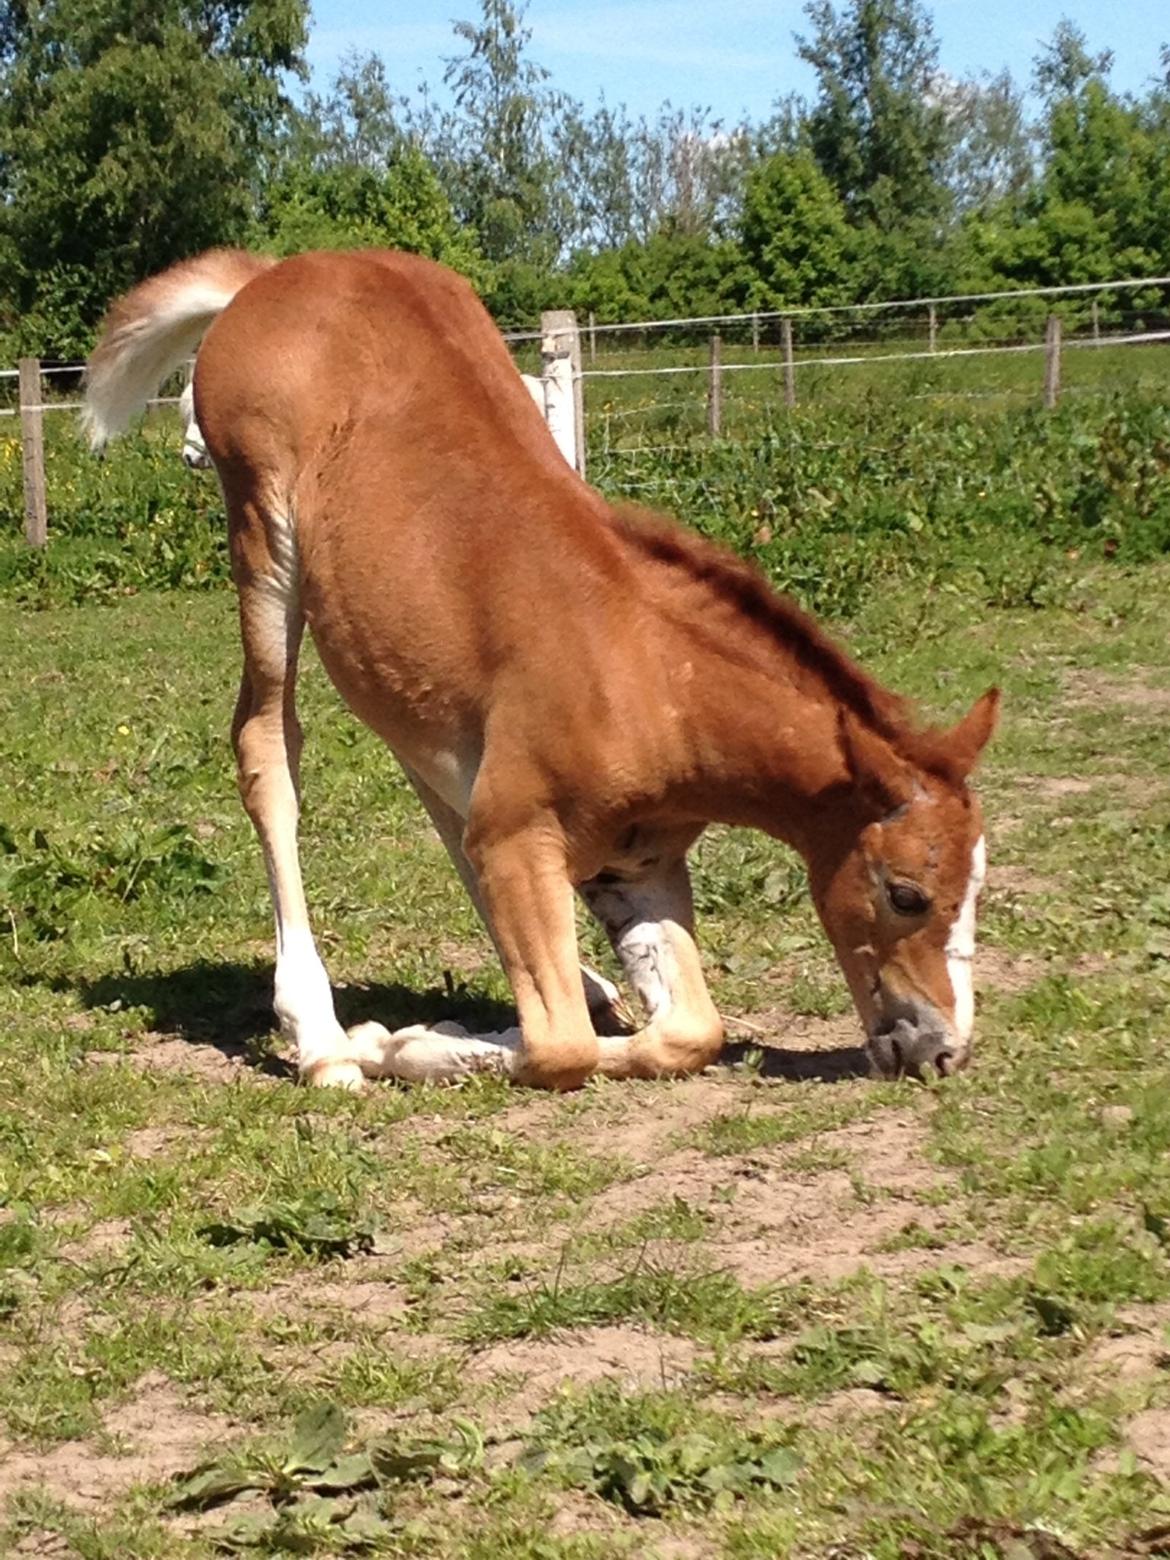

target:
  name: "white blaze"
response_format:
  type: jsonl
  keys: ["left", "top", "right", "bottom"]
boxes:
{"left": 946, "top": 835, "right": 986, "bottom": 1042}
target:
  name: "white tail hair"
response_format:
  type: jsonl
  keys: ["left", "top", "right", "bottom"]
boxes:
{"left": 82, "top": 249, "right": 275, "bottom": 451}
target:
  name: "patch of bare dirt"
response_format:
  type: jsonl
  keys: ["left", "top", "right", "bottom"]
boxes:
{"left": 0, "top": 1372, "right": 234, "bottom": 1513}
{"left": 85, "top": 1034, "right": 253, "bottom": 1083}
{"left": 978, "top": 947, "right": 1046, "bottom": 996}
{"left": 55, "top": 1217, "right": 131, "bottom": 1265}
{"left": 241, "top": 1267, "right": 412, "bottom": 1329}
{"left": 8, "top": 1534, "right": 75, "bottom": 1557}
{"left": 988, "top": 865, "right": 1059, "bottom": 897}
{"left": 1126, "top": 1406, "right": 1170, "bottom": 1483}
{"left": 1083, "top": 1303, "right": 1170, "bottom": 1383}
{"left": 1034, "top": 776, "right": 1098, "bottom": 800}
{"left": 737, "top": 1010, "right": 867, "bottom": 1078}
{"left": 467, "top": 1325, "right": 697, "bottom": 1424}
{"left": 124, "top": 1125, "right": 194, "bottom": 1159}
{"left": 800, "top": 1385, "right": 894, "bottom": 1429}
{"left": 1063, "top": 668, "right": 1170, "bottom": 716}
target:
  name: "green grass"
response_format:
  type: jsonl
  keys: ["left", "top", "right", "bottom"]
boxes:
{"left": 3, "top": 400, "right": 1170, "bottom": 1552}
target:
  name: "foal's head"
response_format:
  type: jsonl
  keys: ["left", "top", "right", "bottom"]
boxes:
{"left": 807, "top": 689, "right": 999, "bottom": 1079}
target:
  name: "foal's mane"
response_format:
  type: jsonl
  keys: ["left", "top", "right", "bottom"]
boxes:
{"left": 608, "top": 503, "right": 963, "bottom": 784}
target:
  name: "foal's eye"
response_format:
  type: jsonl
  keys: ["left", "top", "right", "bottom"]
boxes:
{"left": 887, "top": 881, "right": 931, "bottom": 917}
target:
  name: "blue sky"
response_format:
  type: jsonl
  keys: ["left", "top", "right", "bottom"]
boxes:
{"left": 304, "top": 1, "right": 1168, "bottom": 124}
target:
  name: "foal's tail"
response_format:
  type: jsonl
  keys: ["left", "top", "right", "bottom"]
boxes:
{"left": 82, "top": 249, "right": 276, "bottom": 451}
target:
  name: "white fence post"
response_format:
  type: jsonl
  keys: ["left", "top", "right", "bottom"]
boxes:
{"left": 781, "top": 318, "right": 796, "bottom": 409}
{"left": 540, "top": 310, "right": 585, "bottom": 479}
{"left": 707, "top": 334, "right": 722, "bottom": 436}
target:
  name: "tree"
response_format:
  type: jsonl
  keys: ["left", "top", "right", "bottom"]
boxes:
{"left": 259, "top": 144, "right": 490, "bottom": 287}
{"left": 739, "top": 150, "right": 852, "bottom": 309}
{"left": 432, "top": 0, "right": 568, "bottom": 268}
{"left": 566, "top": 223, "right": 750, "bottom": 324}
{"left": 979, "top": 25, "right": 1162, "bottom": 290}
{"left": 294, "top": 50, "right": 407, "bottom": 171}
{"left": 941, "top": 70, "right": 1033, "bottom": 217}
{"left": 796, "top": 0, "right": 952, "bottom": 229}
{"left": 0, "top": 0, "right": 308, "bottom": 351}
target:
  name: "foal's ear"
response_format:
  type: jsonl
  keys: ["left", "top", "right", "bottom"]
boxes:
{"left": 947, "top": 687, "right": 1001, "bottom": 778}
{"left": 838, "top": 708, "right": 915, "bottom": 815}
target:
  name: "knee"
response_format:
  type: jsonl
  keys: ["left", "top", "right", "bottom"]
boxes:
{"left": 654, "top": 1012, "right": 725, "bottom": 1076}
{"left": 517, "top": 1029, "right": 600, "bottom": 1092}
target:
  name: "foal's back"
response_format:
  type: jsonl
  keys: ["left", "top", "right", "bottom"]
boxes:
{"left": 196, "top": 249, "right": 634, "bottom": 732}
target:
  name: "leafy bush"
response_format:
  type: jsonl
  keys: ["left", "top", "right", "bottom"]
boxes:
{"left": 4, "top": 380, "right": 1169, "bottom": 620}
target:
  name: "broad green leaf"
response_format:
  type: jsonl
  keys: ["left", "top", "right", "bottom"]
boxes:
{"left": 168, "top": 1461, "right": 265, "bottom": 1511}
{"left": 287, "top": 1402, "right": 348, "bottom": 1474}
{"left": 757, "top": 1446, "right": 803, "bottom": 1487}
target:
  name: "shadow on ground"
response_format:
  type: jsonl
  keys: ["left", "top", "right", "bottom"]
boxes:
{"left": 64, "top": 962, "right": 867, "bottom": 1086}
{"left": 74, "top": 961, "right": 518, "bottom": 1071}
{"left": 720, "top": 1037, "right": 871, "bottom": 1083}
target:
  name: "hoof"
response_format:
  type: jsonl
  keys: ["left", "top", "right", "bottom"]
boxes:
{"left": 303, "top": 1058, "right": 366, "bottom": 1091}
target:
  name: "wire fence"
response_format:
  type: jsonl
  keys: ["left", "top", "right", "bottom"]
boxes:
{"left": 4, "top": 272, "right": 1170, "bottom": 542}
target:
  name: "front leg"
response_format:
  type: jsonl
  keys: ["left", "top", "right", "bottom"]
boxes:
{"left": 354, "top": 820, "right": 600, "bottom": 1090}
{"left": 580, "top": 858, "right": 724, "bottom": 1079}
{"left": 400, "top": 764, "right": 635, "bottom": 1036}
{"left": 472, "top": 827, "right": 601, "bottom": 1090}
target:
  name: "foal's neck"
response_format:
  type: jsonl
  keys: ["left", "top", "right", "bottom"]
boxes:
{"left": 609, "top": 510, "right": 896, "bottom": 847}
{"left": 676, "top": 634, "right": 855, "bottom": 846}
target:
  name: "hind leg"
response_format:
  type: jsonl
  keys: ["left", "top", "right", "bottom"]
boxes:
{"left": 230, "top": 515, "right": 365, "bottom": 1088}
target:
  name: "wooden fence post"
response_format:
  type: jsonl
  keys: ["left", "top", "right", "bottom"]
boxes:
{"left": 751, "top": 312, "right": 760, "bottom": 353}
{"left": 781, "top": 318, "right": 796, "bottom": 408}
{"left": 707, "top": 333, "right": 722, "bottom": 436}
{"left": 928, "top": 303, "right": 938, "bottom": 353}
{"left": 540, "top": 310, "right": 586, "bottom": 478}
{"left": 588, "top": 310, "right": 597, "bottom": 364}
{"left": 1043, "top": 315, "right": 1062, "bottom": 409}
{"left": 19, "top": 357, "right": 47, "bottom": 548}
{"left": 1091, "top": 298, "right": 1100, "bottom": 345}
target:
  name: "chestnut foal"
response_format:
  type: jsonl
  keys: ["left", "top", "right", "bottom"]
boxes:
{"left": 84, "top": 248, "right": 997, "bottom": 1091}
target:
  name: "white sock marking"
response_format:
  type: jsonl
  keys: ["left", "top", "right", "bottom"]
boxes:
{"left": 274, "top": 925, "right": 350, "bottom": 1072}
{"left": 349, "top": 1020, "right": 523, "bottom": 1082}
{"left": 946, "top": 835, "right": 985, "bottom": 1043}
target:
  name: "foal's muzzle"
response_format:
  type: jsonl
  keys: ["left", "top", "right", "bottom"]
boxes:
{"left": 866, "top": 995, "right": 968, "bottom": 1080}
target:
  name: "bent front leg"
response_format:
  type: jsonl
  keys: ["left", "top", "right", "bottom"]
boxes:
{"left": 470, "top": 824, "right": 600, "bottom": 1090}
{"left": 580, "top": 859, "right": 724, "bottom": 1079}
{"left": 402, "top": 764, "right": 634, "bottom": 1036}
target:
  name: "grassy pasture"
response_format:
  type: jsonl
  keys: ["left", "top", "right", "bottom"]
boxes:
{"left": 2, "top": 377, "right": 1170, "bottom": 1554}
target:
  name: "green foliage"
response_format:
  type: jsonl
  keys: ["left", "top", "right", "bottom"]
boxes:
{"left": 462, "top": 1253, "right": 804, "bottom": 1344}
{"left": 0, "top": 416, "right": 230, "bottom": 604}
{"left": 591, "top": 388, "right": 1170, "bottom": 620}
{"left": 567, "top": 225, "right": 751, "bottom": 324}
{"left": 794, "top": 0, "right": 956, "bottom": 299}
{"left": 739, "top": 150, "right": 853, "bottom": 310}
{"left": 0, "top": 0, "right": 309, "bottom": 351}
{"left": 434, "top": 0, "right": 569, "bottom": 270}
{"left": 198, "top": 1190, "right": 378, "bottom": 1261}
{"left": 521, "top": 1386, "right": 801, "bottom": 1515}
{"left": 170, "top": 1402, "right": 483, "bottom": 1550}
{"left": 259, "top": 143, "right": 490, "bottom": 287}
{"left": 0, "top": 821, "right": 219, "bottom": 941}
